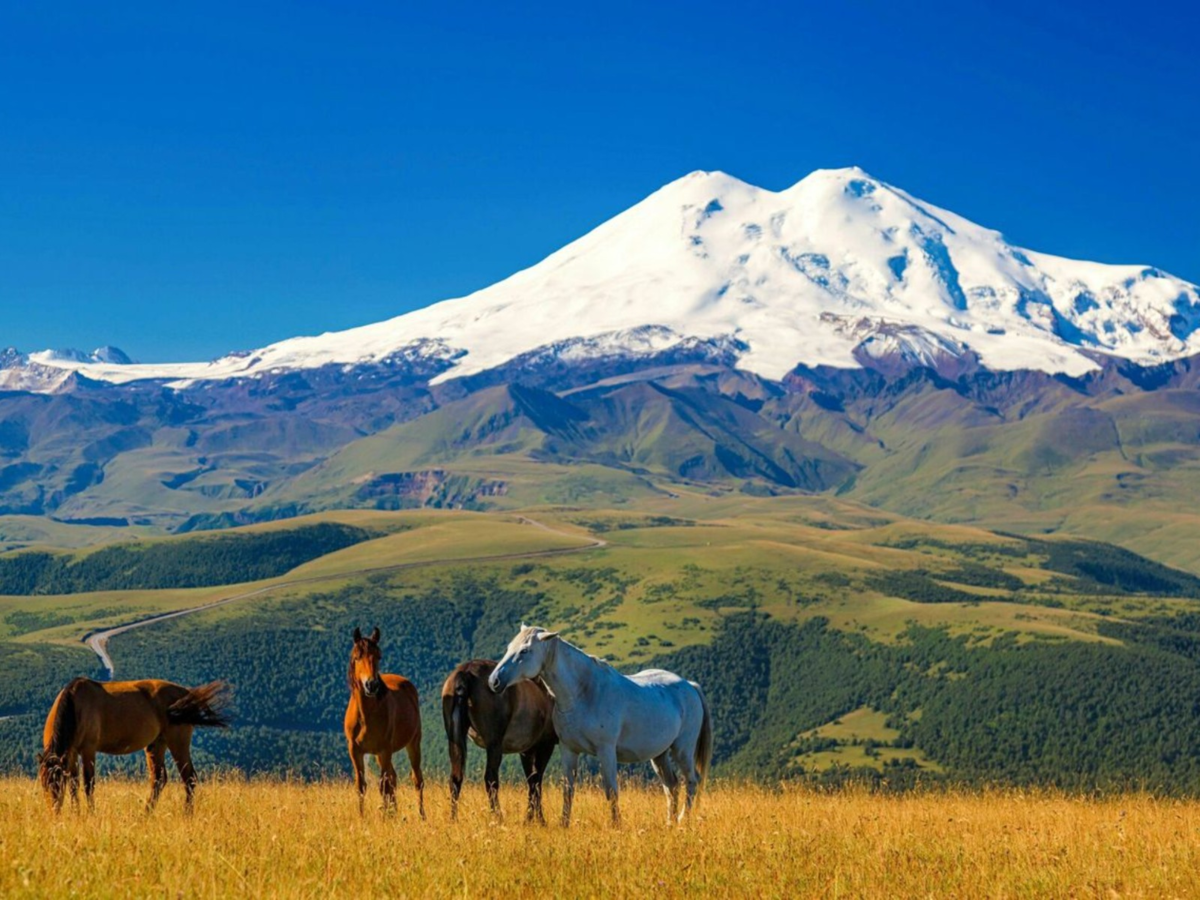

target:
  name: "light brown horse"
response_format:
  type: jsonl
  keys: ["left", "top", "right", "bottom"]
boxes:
{"left": 38, "top": 677, "right": 230, "bottom": 813}
{"left": 442, "top": 659, "right": 557, "bottom": 822}
{"left": 344, "top": 626, "right": 424, "bottom": 818}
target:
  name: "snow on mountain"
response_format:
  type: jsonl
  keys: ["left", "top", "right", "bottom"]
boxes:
{"left": 12, "top": 167, "right": 1200, "bottom": 390}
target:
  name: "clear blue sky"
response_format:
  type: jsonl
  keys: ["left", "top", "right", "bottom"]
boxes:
{"left": 2, "top": 1, "right": 1197, "bottom": 361}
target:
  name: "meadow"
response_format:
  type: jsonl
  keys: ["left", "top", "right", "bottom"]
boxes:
{"left": 2, "top": 777, "right": 1199, "bottom": 898}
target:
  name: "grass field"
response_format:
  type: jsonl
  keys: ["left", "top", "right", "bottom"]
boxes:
{"left": 1, "top": 778, "right": 1198, "bottom": 898}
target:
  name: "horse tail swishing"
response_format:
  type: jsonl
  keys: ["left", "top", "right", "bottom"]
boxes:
{"left": 167, "top": 682, "right": 232, "bottom": 728}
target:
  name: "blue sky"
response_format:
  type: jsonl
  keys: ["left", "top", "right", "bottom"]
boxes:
{"left": 2, "top": 1, "right": 1197, "bottom": 361}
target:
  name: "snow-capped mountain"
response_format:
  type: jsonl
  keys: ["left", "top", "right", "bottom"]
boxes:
{"left": 8, "top": 167, "right": 1200, "bottom": 391}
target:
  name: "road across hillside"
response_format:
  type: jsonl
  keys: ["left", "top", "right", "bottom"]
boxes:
{"left": 83, "top": 517, "right": 604, "bottom": 679}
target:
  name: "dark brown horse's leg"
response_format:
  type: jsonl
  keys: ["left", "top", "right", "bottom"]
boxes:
{"left": 349, "top": 744, "right": 367, "bottom": 816}
{"left": 377, "top": 753, "right": 398, "bottom": 813}
{"left": 526, "top": 739, "right": 555, "bottom": 825}
{"left": 167, "top": 728, "right": 198, "bottom": 813}
{"left": 66, "top": 752, "right": 80, "bottom": 812}
{"left": 484, "top": 744, "right": 504, "bottom": 819}
{"left": 82, "top": 751, "right": 97, "bottom": 812}
{"left": 145, "top": 740, "right": 168, "bottom": 813}
{"left": 405, "top": 737, "right": 425, "bottom": 821}
{"left": 519, "top": 750, "right": 540, "bottom": 824}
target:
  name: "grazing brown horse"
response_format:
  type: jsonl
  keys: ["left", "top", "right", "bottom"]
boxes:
{"left": 38, "top": 677, "right": 230, "bottom": 813}
{"left": 442, "top": 659, "right": 557, "bottom": 822}
{"left": 344, "top": 626, "right": 424, "bottom": 818}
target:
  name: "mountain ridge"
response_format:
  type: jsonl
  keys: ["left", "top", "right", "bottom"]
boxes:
{"left": 5, "top": 167, "right": 1199, "bottom": 393}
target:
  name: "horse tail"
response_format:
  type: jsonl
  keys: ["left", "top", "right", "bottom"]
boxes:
{"left": 443, "top": 670, "right": 471, "bottom": 780}
{"left": 167, "top": 681, "right": 232, "bottom": 728}
{"left": 693, "top": 681, "right": 713, "bottom": 790}
{"left": 39, "top": 678, "right": 84, "bottom": 791}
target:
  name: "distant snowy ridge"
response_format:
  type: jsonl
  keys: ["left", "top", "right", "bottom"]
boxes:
{"left": 9, "top": 167, "right": 1200, "bottom": 391}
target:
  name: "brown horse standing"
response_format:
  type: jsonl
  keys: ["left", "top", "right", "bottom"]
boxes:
{"left": 38, "top": 677, "right": 230, "bottom": 813}
{"left": 344, "top": 626, "right": 424, "bottom": 818}
{"left": 442, "top": 659, "right": 557, "bottom": 822}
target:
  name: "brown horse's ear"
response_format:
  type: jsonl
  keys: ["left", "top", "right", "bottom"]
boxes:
{"left": 537, "top": 630, "right": 559, "bottom": 641}
{"left": 353, "top": 627, "right": 362, "bottom": 642}
{"left": 369, "top": 626, "right": 381, "bottom": 643}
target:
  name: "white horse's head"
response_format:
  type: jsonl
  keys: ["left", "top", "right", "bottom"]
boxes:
{"left": 488, "top": 623, "right": 558, "bottom": 693}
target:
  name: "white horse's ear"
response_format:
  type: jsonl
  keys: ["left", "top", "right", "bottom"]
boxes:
{"left": 520, "top": 622, "right": 528, "bottom": 630}
{"left": 537, "top": 630, "right": 559, "bottom": 641}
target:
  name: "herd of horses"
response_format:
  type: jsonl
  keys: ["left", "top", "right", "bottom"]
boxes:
{"left": 37, "top": 624, "right": 712, "bottom": 826}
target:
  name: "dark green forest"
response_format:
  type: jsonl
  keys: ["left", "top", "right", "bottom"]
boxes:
{"left": 0, "top": 523, "right": 373, "bottom": 595}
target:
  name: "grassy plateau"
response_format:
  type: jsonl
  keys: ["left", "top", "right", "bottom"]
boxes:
{"left": 2, "top": 778, "right": 1199, "bottom": 899}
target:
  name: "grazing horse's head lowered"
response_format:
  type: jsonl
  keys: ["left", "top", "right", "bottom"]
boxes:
{"left": 37, "top": 750, "right": 68, "bottom": 810}
{"left": 348, "top": 627, "right": 384, "bottom": 698}
{"left": 488, "top": 623, "right": 558, "bottom": 694}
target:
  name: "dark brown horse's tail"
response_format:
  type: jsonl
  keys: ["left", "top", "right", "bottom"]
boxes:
{"left": 443, "top": 670, "right": 471, "bottom": 779}
{"left": 694, "top": 681, "right": 713, "bottom": 790}
{"left": 168, "top": 681, "right": 232, "bottom": 728}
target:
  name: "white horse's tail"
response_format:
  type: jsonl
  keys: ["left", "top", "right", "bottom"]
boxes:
{"left": 694, "top": 682, "right": 713, "bottom": 789}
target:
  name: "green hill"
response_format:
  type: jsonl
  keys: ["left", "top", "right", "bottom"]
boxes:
{"left": 5, "top": 500, "right": 1200, "bottom": 791}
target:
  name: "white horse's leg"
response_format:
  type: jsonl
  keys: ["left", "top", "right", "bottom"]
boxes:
{"left": 650, "top": 752, "right": 679, "bottom": 824}
{"left": 561, "top": 747, "right": 579, "bottom": 828}
{"left": 598, "top": 744, "right": 621, "bottom": 827}
{"left": 670, "top": 743, "right": 700, "bottom": 823}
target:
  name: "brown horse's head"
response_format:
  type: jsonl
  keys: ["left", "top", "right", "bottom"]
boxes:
{"left": 37, "top": 751, "right": 68, "bottom": 810}
{"left": 348, "top": 627, "right": 384, "bottom": 697}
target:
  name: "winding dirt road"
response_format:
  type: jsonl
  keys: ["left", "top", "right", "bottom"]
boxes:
{"left": 84, "top": 516, "right": 604, "bottom": 679}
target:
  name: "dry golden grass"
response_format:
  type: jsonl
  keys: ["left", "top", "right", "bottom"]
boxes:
{"left": 3, "top": 777, "right": 1200, "bottom": 898}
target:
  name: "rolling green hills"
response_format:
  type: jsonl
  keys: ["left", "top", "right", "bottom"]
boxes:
{"left": 5, "top": 499, "right": 1200, "bottom": 791}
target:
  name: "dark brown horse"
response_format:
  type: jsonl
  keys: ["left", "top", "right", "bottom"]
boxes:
{"left": 38, "top": 677, "right": 230, "bottom": 813}
{"left": 442, "top": 659, "right": 557, "bottom": 822}
{"left": 344, "top": 626, "right": 424, "bottom": 818}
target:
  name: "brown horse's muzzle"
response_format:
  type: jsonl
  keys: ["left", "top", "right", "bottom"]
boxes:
{"left": 363, "top": 677, "right": 383, "bottom": 697}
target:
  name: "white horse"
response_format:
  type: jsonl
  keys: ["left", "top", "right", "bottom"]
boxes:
{"left": 489, "top": 624, "right": 712, "bottom": 826}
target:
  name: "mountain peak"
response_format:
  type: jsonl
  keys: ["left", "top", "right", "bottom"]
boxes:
{"left": 15, "top": 168, "right": 1200, "bottom": 392}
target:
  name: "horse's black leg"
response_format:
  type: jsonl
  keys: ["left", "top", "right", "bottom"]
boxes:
{"left": 484, "top": 744, "right": 504, "bottom": 819}
{"left": 523, "top": 741, "right": 555, "bottom": 825}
